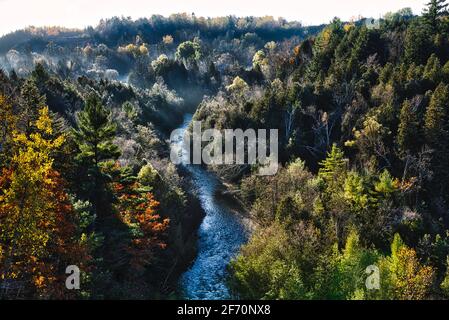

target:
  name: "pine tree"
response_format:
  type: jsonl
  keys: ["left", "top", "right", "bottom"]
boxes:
{"left": 19, "top": 79, "right": 46, "bottom": 135}
{"left": 423, "top": 0, "right": 448, "bottom": 30}
{"left": 398, "top": 99, "right": 421, "bottom": 154}
{"left": 319, "top": 144, "right": 348, "bottom": 245}
{"left": 424, "top": 83, "right": 449, "bottom": 182}
{"left": 319, "top": 144, "right": 348, "bottom": 188}
{"left": 275, "top": 196, "right": 296, "bottom": 223}
{"left": 0, "top": 95, "right": 17, "bottom": 165}
{"left": 74, "top": 93, "right": 120, "bottom": 167}
{"left": 73, "top": 93, "right": 120, "bottom": 215}
{"left": 333, "top": 230, "right": 378, "bottom": 300}
{"left": 423, "top": 54, "right": 442, "bottom": 83}
{"left": 404, "top": 21, "right": 433, "bottom": 65}
{"left": 425, "top": 83, "right": 449, "bottom": 145}
{"left": 441, "top": 256, "right": 449, "bottom": 297}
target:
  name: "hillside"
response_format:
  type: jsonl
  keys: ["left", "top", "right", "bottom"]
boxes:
{"left": 2, "top": 3, "right": 449, "bottom": 300}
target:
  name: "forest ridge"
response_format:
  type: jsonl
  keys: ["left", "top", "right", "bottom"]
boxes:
{"left": 1, "top": 1, "right": 449, "bottom": 300}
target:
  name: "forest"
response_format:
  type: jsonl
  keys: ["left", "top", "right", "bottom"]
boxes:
{"left": 1, "top": 1, "right": 449, "bottom": 300}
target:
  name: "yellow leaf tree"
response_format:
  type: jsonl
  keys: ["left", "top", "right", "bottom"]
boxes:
{"left": 379, "top": 234, "right": 435, "bottom": 300}
{"left": 0, "top": 106, "right": 90, "bottom": 298}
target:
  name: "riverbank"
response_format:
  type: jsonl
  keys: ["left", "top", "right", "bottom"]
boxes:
{"left": 173, "top": 114, "right": 250, "bottom": 300}
{"left": 213, "top": 179, "right": 256, "bottom": 234}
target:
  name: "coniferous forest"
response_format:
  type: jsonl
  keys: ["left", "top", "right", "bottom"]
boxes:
{"left": 2, "top": 0, "right": 449, "bottom": 301}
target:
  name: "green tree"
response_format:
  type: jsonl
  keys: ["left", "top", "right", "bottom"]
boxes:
{"left": 0, "top": 95, "right": 17, "bottom": 165}
{"left": 441, "top": 256, "right": 449, "bottom": 297}
{"left": 404, "top": 21, "right": 433, "bottom": 65}
{"left": 332, "top": 230, "right": 378, "bottom": 300}
{"left": 344, "top": 171, "right": 371, "bottom": 212}
{"left": 19, "top": 79, "right": 46, "bottom": 135}
{"left": 73, "top": 93, "right": 120, "bottom": 215}
{"left": 379, "top": 234, "right": 434, "bottom": 300}
{"left": 398, "top": 99, "right": 421, "bottom": 154}
{"left": 275, "top": 196, "right": 296, "bottom": 224}
{"left": 175, "top": 41, "right": 201, "bottom": 69}
{"left": 306, "top": 18, "right": 345, "bottom": 81}
{"left": 424, "top": 83, "right": 449, "bottom": 185}
{"left": 374, "top": 170, "right": 398, "bottom": 198}
{"left": 423, "top": 54, "right": 442, "bottom": 83}
{"left": 318, "top": 144, "right": 348, "bottom": 245}
{"left": 425, "top": 83, "right": 449, "bottom": 147}
{"left": 228, "top": 225, "right": 307, "bottom": 300}
{"left": 423, "top": 0, "right": 448, "bottom": 30}
{"left": 318, "top": 144, "right": 347, "bottom": 188}
{"left": 252, "top": 50, "right": 267, "bottom": 70}
{"left": 0, "top": 107, "right": 91, "bottom": 298}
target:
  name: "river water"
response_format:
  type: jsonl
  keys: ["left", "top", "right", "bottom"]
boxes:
{"left": 172, "top": 114, "right": 249, "bottom": 300}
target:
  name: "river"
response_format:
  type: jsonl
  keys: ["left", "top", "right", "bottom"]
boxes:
{"left": 171, "top": 114, "right": 249, "bottom": 300}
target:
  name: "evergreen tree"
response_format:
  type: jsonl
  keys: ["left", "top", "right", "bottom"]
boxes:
{"left": 423, "top": 53, "right": 442, "bottom": 83}
{"left": 74, "top": 93, "right": 120, "bottom": 167}
{"left": 442, "top": 60, "right": 449, "bottom": 82}
{"left": 423, "top": 0, "right": 448, "bottom": 30}
{"left": 404, "top": 21, "right": 433, "bottom": 65}
{"left": 275, "top": 196, "right": 296, "bottom": 223}
{"left": 425, "top": 84, "right": 449, "bottom": 145}
{"left": 425, "top": 84, "right": 449, "bottom": 148}
{"left": 319, "top": 144, "right": 347, "bottom": 188}
{"left": 0, "top": 95, "right": 17, "bottom": 166}
{"left": 319, "top": 144, "right": 348, "bottom": 245}
{"left": 19, "top": 79, "right": 46, "bottom": 135}
{"left": 424, "top": 83, "right": 449, "bottom": 182}
{"left": 73, "top": 93, "right": 120, "bottom": 216}
{"left": 398, "top": 99, "right": 421, "bottom": 154}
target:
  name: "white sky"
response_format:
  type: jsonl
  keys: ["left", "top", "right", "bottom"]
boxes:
{"left": 0, "top": 0, "right": 427, "bottom": 36}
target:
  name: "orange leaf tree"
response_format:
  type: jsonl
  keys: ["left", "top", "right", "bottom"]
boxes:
{"left": 0, "top": 106, "right": 91, "bottom": 298}
{"left": 112, "top": 164, "right": 169, "bottom": 278}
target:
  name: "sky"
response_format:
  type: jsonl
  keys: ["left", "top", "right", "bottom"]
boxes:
{"left": 0, "top": 0, "right": 427, "bottom": 36}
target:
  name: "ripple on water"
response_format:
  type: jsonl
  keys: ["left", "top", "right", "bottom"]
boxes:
{"left": 175, "top": 115, "right": 248, "bottom": 300}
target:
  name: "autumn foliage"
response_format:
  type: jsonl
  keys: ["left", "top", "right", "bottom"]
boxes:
{"left": 0, "top": 106, "right": 91, "bottom": 298}
{"left": 112, "top": 174, "right": 169, "bottom": 277}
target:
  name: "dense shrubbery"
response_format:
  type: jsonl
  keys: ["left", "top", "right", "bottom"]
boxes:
{"left": 0, "top": 66, "right": 202, "bottom": 299}
{"left": 221, "top": 2, "right": 449, "bottom": 300}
